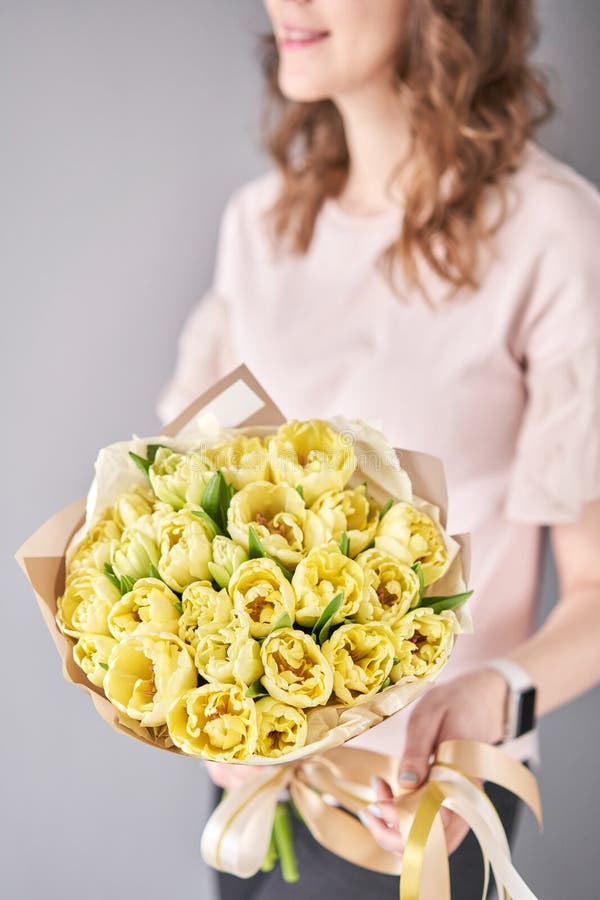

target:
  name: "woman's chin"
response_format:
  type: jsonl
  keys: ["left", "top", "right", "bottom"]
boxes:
{"left": 278, "top": 72, "right": 333, "bottom": 104}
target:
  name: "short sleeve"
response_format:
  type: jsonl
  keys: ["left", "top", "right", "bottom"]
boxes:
{"left": 155, "top": 196, "right": 242, "bottom": 425}
{"left": 504, "top": 192, "right": 600, "bottom": 523}
{"left": 504, "top": 337, "right": 600, "bottom": 523}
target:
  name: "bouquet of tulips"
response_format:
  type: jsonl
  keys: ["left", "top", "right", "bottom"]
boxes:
{"left": 58, "top": 417, "right": 471, "bottom": 762}
{"left": 17, "top": 366, "right": 473, "bottom": 886}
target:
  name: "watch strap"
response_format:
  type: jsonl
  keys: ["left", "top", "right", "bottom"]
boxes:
{"left": 485, "top": 658, "right": 537, "bottom": 741}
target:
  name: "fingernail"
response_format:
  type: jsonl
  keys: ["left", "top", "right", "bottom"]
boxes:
{"left": 398, "top": 770, "right": 418, "bottom": 785}
{"left": 371, "top": 775, "right": 388, "bottom": 791}
{"left": 366, "top": 803, "right": 382, "bottom": 818}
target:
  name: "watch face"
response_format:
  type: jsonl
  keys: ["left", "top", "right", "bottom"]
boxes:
{"left": 516, "top": 687, "right": 537, "bottom": 737}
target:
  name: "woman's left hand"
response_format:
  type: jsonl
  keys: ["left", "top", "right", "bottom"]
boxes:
{"left": 359, "top": 668, "right": 508, "bottom": 855}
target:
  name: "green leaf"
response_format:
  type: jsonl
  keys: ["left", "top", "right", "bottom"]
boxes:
{"left": 393, "top": 657, "right": 401, "bottom": 666}
{"left": 149, "top": 564, "right": 162, "bottom": 581}
{"left": 128, "top": 451, "right": 151, "bottom": 479}
{"left": 201, "top": 471, "right": 224, "bottom": 528}
{"left": 339, "top": 531, "right": 350, "bottom": 557}
{"left": 379, "top": 498, "right": 393, "bottom": 520}
{"left": 119, "top": 574, "right": 136, "bottom": 594}
{"left": 295, "top": 484, "right": 304, "bottom": 500}
{"left": 192, "top": 508, "right": 223, "bottom": 538}
{"left": 421, "top": 590, "right": 474, "bottom": 613}
{"left": 276, "top": 560, "right": 294, "bottom": 582}
{"left": 378, "top": 676, "right": 392, "bottom": 692}
{"left": 246, "top": 680, "right": 268, "bottom": 699}
{"left": 248, "top": 524, "right": 265, "bottom": 559}
{"left": 270, "top": 612, "right": 292, "bottom": 633}
{"left": 217, "top": 469, "right": 234, "bottom": 533}
{"left": 412, "top": 561, "right": 424, "bottom": 600}
{"left": 146, "top": 443, "right": 171, "bottom": 464}
{"left": 98, "top": 662, "right": 109, "bottom": 671}
{"left": 246, "top": 525, "right": 294, "bottom": 582}
{"left": 103, "top": 563, "right": 121, "bottom": 592}
{"left": 312, "top": 592, "right": 344, "bottom": 645}
{"left": 173, "top": 599, "right": 183, "bottom": 614}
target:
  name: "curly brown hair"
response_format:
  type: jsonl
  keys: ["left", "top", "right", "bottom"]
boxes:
{"left": 260, "top": 0, "right": 555, "bottom": 302}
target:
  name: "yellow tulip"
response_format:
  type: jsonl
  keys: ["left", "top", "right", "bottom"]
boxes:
{"left": 311, "top": 485, "right": 379, "bottom": 556}
{"left": 110, "top": 519, "right": 160, "bottom": 582}
{"left": 67, "top": 518, "right": 121, "bottom": 575}
{"left": 208, "top": 535, "right": 248, "bottom": 589}
{"left": 156, "top": 510, "right": 213, "bottom": 592}
{"left": 321, "top": 622, "right": 395, "bottom": 705}
{"left": 194, "top": 618, "right": 263, "bottom": 686}
{"left": 266, "top": 419, "right": 356, "bottom": 505}
{"left": 389, "top": 608, "right": 456, "bottom": 680}
{"left": 104, "top": 632, "right": 196, "bottom": 727}
{"left": 149, "top": 446, "right": 214, "bottom": 510}
{"left": 57, "top": 569, "right": 120, "bottom": 637}
{"left": 229, "top": 557, "right": 296, "bottom": 639}
{"left": 111, "top": 485, "right": 156, "bottom": 529}
{"left": 291, "top": 542, "right": 364, "bottom": 627}
{"left": 227, "top": 481, "right": 326, "bottom": 570}
{"left": 255, "top": 697, "right": 308, "bottom": 758}
{"left": 72, "top": 634, "right": 117, "bottom": 687}
{"left": 178, "top": 580, "right": 233, "bottom": 648}
{"left": 166, "top": 683, "right": 258, "bottom": 760}
{"left": 207, "top": 434, "right": 271, "bottom": 489}
{"left": 375, "top": 502, "right": 449, "bottom": 586}
{"left": 260, "top": 628, "right": 333, "bottom": 708}
{"left": 355, "top": 548, "right": 421, "bottom": 625}
{"left": 107, "top": 577, "right": 181, "bottom": 641}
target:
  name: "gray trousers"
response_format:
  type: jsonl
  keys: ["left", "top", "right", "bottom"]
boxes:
{"left": 214, "top": 778, "right": 522, "bottom": 900}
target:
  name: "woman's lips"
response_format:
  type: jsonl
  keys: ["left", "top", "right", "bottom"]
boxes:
{"left": 279, "top": 24, "right": 330, "bottom": 49}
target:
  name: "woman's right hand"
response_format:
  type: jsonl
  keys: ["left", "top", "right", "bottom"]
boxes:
{"left": 204, "top": 760, "right": 264, "bottom": 791}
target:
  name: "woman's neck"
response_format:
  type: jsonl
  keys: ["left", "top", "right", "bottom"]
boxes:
{"left": 334, "top": 79, "right": 411, "bottom": 217}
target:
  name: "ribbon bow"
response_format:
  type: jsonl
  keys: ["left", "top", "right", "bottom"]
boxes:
{"left": 201, "top": 739, "right": 542, "bottom": 899}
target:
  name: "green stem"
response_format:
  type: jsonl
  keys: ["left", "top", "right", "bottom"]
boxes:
{"left": 273, "top": 802, "right": 299, "bottom": 883}
{"left": 261, "top": 826, "right": 279, "bottom": 872}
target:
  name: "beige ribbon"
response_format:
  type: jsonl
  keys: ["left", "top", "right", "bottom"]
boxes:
{"left": 201, "top": 739, "right": 542, "bottom": 899}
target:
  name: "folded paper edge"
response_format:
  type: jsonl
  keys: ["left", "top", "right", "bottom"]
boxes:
{"left": 161, "top": 363, "right": 287, "bottom": 436}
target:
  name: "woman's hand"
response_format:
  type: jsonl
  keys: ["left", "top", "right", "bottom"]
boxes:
{"left": 204, "top": 760, "right": 265, "bottom": 791}
{"left": 359, "top": 668, "right": 508, "bottom": 855}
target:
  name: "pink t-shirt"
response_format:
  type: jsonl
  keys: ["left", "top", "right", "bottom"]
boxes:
{"left": 157, "top": 142, "right": 600, "bottom": 755}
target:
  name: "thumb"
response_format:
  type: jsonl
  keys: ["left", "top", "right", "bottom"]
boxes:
{"left": 398, "top": 701, "right": 444, "bottom": 788}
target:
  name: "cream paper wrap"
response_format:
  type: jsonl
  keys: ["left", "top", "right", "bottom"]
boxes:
{"left": 16, "top": 363, "right": 472, "bottom": 762}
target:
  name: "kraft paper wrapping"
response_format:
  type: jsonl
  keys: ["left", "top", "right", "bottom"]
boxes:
{"left": 16, "top": 363, "right": 471, "bottom": 762}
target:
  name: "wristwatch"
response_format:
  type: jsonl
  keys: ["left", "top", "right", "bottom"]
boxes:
{"left": 485, "top": 658, "right": 537, "bottom": 741}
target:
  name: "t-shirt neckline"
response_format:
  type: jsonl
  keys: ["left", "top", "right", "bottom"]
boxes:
{"left": 321, "top": 196, "right": 403, "bottom": 230}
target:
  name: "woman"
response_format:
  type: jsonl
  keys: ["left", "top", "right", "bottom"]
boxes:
{"left": 157, "top": 1, "right": 600, "bottom": 897}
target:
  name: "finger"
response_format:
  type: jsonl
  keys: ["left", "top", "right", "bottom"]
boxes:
{"left": 372, "top": 775, "right": 394, "bottom": 803}
{"left": 203, "top": 762, "right": 227, "bottom": 787}
{"left": 367, "top": 776, "right": 399, "bottom": 826}
{"left": 358, "top": 810, "right": 405, "bottom": 856}
{"left": 204, "top": 762, "right": 258, "bottom": 790}
{"left": 398, "top": 701, "right": 445, "bottom": 788}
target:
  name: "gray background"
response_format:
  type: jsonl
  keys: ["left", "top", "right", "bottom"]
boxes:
{"left": 2, "top": 2, "right": 598, "bottom": 898}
